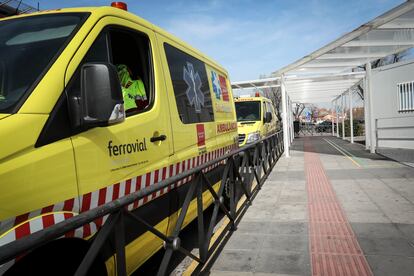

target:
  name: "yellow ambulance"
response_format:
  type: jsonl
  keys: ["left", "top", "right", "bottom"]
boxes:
{"left": 0, "top": 3, "right": 238, "bottom": 274}
{"left": 235, "top": 95, "right": 279, "bottom": 147}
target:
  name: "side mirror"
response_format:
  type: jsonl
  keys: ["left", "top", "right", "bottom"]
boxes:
{"left": 80, "top": 63, "right": 125, "bottom": 128}
{"left": 265, "top": 111, "right": 272, "bottom": 123}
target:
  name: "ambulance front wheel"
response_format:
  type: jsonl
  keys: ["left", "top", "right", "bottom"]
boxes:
{"left": 5, "top": 238, "right": 106, "bottom": 276}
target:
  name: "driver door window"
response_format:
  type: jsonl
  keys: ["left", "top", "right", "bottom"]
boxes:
{"left": 66, "top": 26, "right": 153, "bottom": 127}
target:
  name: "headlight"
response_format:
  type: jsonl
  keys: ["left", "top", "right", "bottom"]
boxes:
{"left": 246, "top": 131, "right": 260, "bottom": 144}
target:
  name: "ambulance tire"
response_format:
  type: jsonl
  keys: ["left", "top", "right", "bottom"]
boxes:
{"left": 222, "top": 154, "right": 252, "bottom": 213}
{"left": 222, "top": 179, "right": 243, "bottom": 212}
{"left": 5, "top": 238, "right": 106, "bottom": 276}
{"left": 223, "top": 177, "right": 231, "bottom": 211}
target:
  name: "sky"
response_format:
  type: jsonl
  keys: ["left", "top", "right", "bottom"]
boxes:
{"left": 25, "top": 0, "right": 405, "bottom": 82}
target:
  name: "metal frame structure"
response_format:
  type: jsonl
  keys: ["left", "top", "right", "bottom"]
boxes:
{"left": 0, "top": 132, "right": 284, "bottom": 276}
{"left": 231, "top": 1, "right": 414, "bottom": 155}
{"left": 0, "top": 0, "right": 37, "bottom": 17}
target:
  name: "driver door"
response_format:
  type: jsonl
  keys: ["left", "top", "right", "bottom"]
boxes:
{"left": 65, "top": 17, "right": 173, "bottom": 271}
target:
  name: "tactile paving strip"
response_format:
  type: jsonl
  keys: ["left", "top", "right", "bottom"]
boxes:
{"left": 304, "top": 138, "right": 373, "bottom": 276}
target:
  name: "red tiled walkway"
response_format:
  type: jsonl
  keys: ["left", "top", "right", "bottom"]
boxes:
{"left": 304, "top": 138, "right": 373, "bottom": 276}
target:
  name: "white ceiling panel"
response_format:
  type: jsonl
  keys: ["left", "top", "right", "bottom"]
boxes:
{"left": 231, "top": 1, "right": 414, "bottom": 103}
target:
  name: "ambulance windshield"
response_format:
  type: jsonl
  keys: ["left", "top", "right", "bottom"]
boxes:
{"left": 0, "top": 13, "right": 88, "bottom": 113}
{"left": 235, "top": 101, "right": 261, "bottom": 122}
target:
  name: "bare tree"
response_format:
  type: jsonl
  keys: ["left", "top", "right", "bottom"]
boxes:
{"left": 293, "top": 103, "right": 305, "bottom": 120}
{"left": 262, "top": 85, "right": 282, "bottom": 121}
{"left": 354, "top": 84, "right": 364, "bottom": 100}
{"left": 353, "top": 49, "right": 411, "bottom": 100}
{"left": 308, "top": 104, "right": 318, "bottom": 122}
{"left": 371, "top": 49, "right": 411, "bottom": 69}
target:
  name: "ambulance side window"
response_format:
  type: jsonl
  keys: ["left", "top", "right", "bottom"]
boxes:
{"left": 263, "top": 102, "right": 267, "bottom": 122}
{"left": 164, "top": 43, "right": 214, "bottom": 124}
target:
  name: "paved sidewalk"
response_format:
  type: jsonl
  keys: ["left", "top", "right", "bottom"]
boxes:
{"left": 210, "top": 137, "right": 414, "bottom": 276}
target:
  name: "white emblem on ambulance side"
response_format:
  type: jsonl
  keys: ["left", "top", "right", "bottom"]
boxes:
{"left": 183, "top": 62, "right": 204, "bottom": 113}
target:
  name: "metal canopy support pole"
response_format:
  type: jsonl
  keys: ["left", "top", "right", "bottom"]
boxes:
{"left": 363, "top": 77, "right": 371, "bottom": 150}
{"left": 366, "top": 62, "right": 376, "bottom": 153}
{"left": 349, "top": 89, "right": 354, "bottom": 143}
{"left": 331, "top": 100, "right": 335, "bottom": 136}
{"left": 289, "top": 98, "right": 291, "bottom": 143}
{"left": 341, "top": 93, "right": 345, "bottom": 140}
{"left": 286, "top": 97, "right": 292, "bottom": 146}
{"left": 291, "top": 99, "right": 294, "bottom": 142}
{"left": 281, "top": 75, "right": 290, "bottom": 157}
{"left": 336, "top": 98, "right": 339, "bottom": 137}
{"left": 287, "top": 97, "right": 291, "bottom": 144}
{"left": 290, "top": 98, "right": 294, "bottom": 143}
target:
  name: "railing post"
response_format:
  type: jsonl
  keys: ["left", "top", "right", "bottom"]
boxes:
{"left": 114, "top": 211, "right": 126, "bottom": 276}
{"left": 196, "top": 179, "right": 206, "bottom": 262}
{"left": 253, "top": 144, "right": 262, "bottom": 186}
{"left": 261, "top": 142, "right": 268, "bottom": 174}
{"left": 157, "top": 174, "right": 198, "bottom": 276}
{"left": 275, "top": 135, "right": 279, "bottom": 158}
{"left": 75, "top": 213, "right": 119, "bottom": 276}
{"left": 228, "top": 159, "right": 236, "bottom": 231}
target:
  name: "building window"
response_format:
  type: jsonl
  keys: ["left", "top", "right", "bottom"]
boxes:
{"left": 398, "top": 81, "right": 414, "bottom": 112}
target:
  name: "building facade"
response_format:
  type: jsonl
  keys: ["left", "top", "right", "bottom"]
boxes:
{"left": 371, "top": 60, "right": 414, "bottom": 149}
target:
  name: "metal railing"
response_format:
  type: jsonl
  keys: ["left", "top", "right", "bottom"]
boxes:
{"left": 0, "top": 131, "right": 284, "bottom": 276}
{"left": 0, "top": 0, "right": 38, "bottom": 15}
{"left": 298, "top": 122, "right": 333, "bottom": 136}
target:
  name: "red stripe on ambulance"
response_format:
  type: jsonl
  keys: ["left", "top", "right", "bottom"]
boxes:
{"left": 1, "top": 143, "right": 238, "bottom": 247}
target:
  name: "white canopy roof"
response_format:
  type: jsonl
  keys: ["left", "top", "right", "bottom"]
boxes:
{"left": 231, "top": 1, "right": 414, "bottom": 103}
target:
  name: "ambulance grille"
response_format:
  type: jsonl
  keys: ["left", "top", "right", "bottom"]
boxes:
{"left": 238, "top": 134, "right": 246, "bottom": 144}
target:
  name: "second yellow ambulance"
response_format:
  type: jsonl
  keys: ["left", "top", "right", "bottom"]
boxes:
{"left": 235, "top": 95, "right": 279, "bottom": 146}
